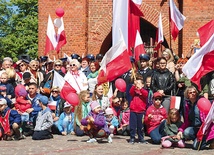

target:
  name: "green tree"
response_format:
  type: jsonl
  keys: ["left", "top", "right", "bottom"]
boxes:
{"left": 0, "top": 0, "right": 38, "bottom": 61}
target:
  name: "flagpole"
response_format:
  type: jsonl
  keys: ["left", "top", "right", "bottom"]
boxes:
{"left": 169, "top": 6, "right": 172, "bottom": 48}
{"left": 197, "top": 141, "right": 202, "bottom": 151}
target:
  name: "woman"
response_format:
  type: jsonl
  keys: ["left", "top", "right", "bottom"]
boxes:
{"left": 151, "top": 57, "right": 176, "bottom": 113}
{"left": 91, "top": 84, "right": 110, "bottom": 111}
{"left": 64, "top": 59, "right": 88, "bottom": 94}
{"left": 27, "top": 60, "right": 44, "bottom": 87}
{"left": 87, "top": 61, "right": 100, "bottom": 96}
{"left": 162, "top": 49, "right": 175, "bottom": 74}
{"left": 177, "top": 86, "right": 214, "bottom": 150}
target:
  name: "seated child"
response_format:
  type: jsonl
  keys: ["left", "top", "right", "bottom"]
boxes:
{"left": 0, "top": 98, "right": 24, "bottom": 140}
{"left": 105, "top": 107, "right": 119, "bottom": 137}
{"left": 0, "top": 72, "right": 15, "bottom": 99}
{"left": 14, "top": 85, "right": 32, "bottom": 128}
{"left": 117, "top": 100, "right": 130, "bottom": 136}
{"left": 0, "top": 85, "right": 12, "bottom": 108}
{"left": 81, "top": 101, "right": 110, "bottom": 143}
{"left": 58, "top": 102, "right": 75, "bottom": 136}
{"left": 32, "top": 96, "right": 53, "bottom": 140}
{"left": 162, "top": 108, "right": 185, "bottom": 148}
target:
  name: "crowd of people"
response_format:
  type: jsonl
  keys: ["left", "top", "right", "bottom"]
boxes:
{"left": 0, "top": 48, "right": 214, "bottom": 150}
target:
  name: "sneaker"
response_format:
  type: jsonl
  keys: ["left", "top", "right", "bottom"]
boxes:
{"left": 129, "top": 138, "right": 135, "bottom": 144}
{"left": 87, "top": 138, "right": 97, "bottom": 143}
{"left": 138, "top": 139, "right": 148, "bottom": 144}
{"left": 108, "top": 136, "right": 113, "bottom": 143}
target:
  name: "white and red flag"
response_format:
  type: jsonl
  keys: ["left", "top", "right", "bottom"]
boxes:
{"left": 170, "top": 96, "right": 181, "bottom": 110}
{"left": 169, "top": 0, "right": 186, "bottom": 40}
{"left": 44, "top": 15, "right": 57, "bottom": 55}
{"left": 197, "top": 101, "right": 214, "bottom": 141}
{"left": 154, "top": 12, "right": 164, "bottom": 50}
{"left": 53, "top": 71, "right": 76, "bottom": 100}
{"left": 112, "top": 0, "right": 143, "bottom": 55}
{"left": 97, "top": 35, "right": 132, "bottom": 84}
{"left": 182, "top": 33, "right": 214, "bottom": 90}
{"left": 198, "top": 20, "right": 214, "bottom": 47}
{"left": 56, "top": 17, "right": 67, "bottom": 53}
{"left": 134, "top": 30, "right": 146, "bottom": 61}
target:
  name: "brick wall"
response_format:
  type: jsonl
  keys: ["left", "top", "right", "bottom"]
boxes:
{"left": 38, "top": 0, "right": 214, "bottom": 58}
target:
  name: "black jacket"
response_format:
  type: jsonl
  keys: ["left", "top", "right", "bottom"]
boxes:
{"left": 151, "top": 68, "right": 176, "bottom": 96}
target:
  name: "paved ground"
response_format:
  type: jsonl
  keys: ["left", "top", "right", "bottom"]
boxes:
{"left": 0, "top": 135, "right": 213, "bottom": 155}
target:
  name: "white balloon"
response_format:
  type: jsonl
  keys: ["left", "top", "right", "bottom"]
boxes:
{"left": 54, "top": 18, "right": 62, "bottom": 28}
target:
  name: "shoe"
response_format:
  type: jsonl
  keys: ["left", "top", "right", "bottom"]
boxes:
{"left": 138, "top": 139, "right": 148, "bottom": 144}
{"left": 108, "top": 136, "right": 113, "bottom": 143}
{"left": 110, "top": 133, "right": 114, "bottom": 137}
{"left": 129, "top": 138, "right": 135, "bottom": 144}
{"left": 87, "top": 138, "right": 97, "bottom": 143}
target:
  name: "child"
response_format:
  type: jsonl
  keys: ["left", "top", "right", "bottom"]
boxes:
{"left": 144, "top": 92, "right": 167, "bottom": 144}
{"left": 74, "top": 90, "right": 91, "bottom": 136}
{"left": 117, "top": 100, "right": 130, "bottom": 136}
{"left": 129, "top": 74, "right": 148, "bottom": 144}
{"left": 162, "top": 108, "right": 185, "bottom": 148}
{"left": 105, "top": 108, "right": 119, "bottom": 137}
{"left": 145, "top": 76, "right": 153, "bottom": 109}
{"left": 58, "top": 102, "right": 75, "bottom": 136}
{"left": 0, "top": 98, "right": 24, "bottom": 140}
{"left": 32, "top": 96, "right": 53, "bottom": 140}
{"left": 81, "top": 101, "right": 110, "bottom": 143}
{"left": 0, "top": 72, "right": 15, "bottom": 99}
{"left": 110, "top": 96, "right": 121, "bottom": 117}
{"left": 14, "top": 85, "right": 32, "bottom": 128}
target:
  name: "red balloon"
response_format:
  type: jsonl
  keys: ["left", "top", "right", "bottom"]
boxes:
{"left": 65, "top": 92, "right": 79, "bottom": 106}
{"left": 197, "top": 98, "right": 211, "bottom": 114}
{"left": 55, "top": 8, "right": 64, "bottom": 17}
{"left": 115, "top": 78, "right": 126, "bottom": 92}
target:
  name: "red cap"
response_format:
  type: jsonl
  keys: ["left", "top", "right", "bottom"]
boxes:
{"left": 153, "top": 92, "right": 162, "bottom": 98}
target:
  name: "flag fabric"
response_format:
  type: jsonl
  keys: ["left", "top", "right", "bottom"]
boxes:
{"left": 56, "top": 17, "right": 67, "bottom": 53}
{"left": 134, "top": 30, "right": 146, "bottom": 61}
{"left": 169, "top": 0, "right": 186, "bottom": 40}
{"left": 182, "top": 33, "right": 214, "bottom": 90}
{"left": 170, "top": 96, "right": 181, "bottom": 110}
{"left": 53, "top": 71, "right": 76, "bottom": 100}
{"left": 197, "top": 101, "right": 214, "bottom": 141}
{"left": 154, "top": 12, "right": 164, "bottom": 50}
{"left": 47, "top": 101, "right": 57, "bottom": 110}
{"left": 198, "top": 20, "right": 214, "bottom": 47}
{"left": 44, "top": 15, "right": 57, "bottom": 55}
{"left": 113, "top": 0, "right": 143, "bottom": 55}
{"left": 97, "top": 36, "right": 132, "bottom": 84}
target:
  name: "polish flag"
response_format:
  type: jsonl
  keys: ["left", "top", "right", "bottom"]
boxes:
{"left": 169, "top": 0, "right": 186, "bottom": 40}
{"left": 154, "top": 12, "right": 164, "bottom": 50}
{"left": 44, "top": 15, "right": 57, "bottom": 55}
{"left": 182, "top": 33, "right": 214, "bottom": 90}
{"left": 56, "top": 17, "right": 67, "bottom": 53}
{"left": 170, "top": 96, "right": 181, "bottom": 110}
{"left": 134, "top": 30, "right": 146, "bottom": 61}
{"left": 53, "top": 71, "right": 76, "bottom": 100}
{"left": 197, "top": 101, "right": 214, "bottom": 141}
{"left": 47, "top": 101, "right": 57, "bottom": 110}
{"left": 97, "top": 35, "right": 132, "bottom": 84}
{"left": 113, "top": 0, "right": 143, "bottom": 55}
{"left": 198, "top": 20, "right": 214, "bottom": 47}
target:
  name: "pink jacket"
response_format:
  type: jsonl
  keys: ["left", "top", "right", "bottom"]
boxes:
{"left": 119, "top": 108, "right": 130, "bottom": 126}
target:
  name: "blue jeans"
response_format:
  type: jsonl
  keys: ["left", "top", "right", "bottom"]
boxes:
{"left": 183, "top": 127, "right": 199, "bottom": 140}
{"left": 129, "top": 112, "right": 144, "bottom": 140}
{"left": 21, "top": 112, "right": 30, "bottom": 122}
{"left": 192, "top": 137, "right": 212, "bottom": 150}
{"left": 61, "top": 117, "right": 73, "bottom": 134}
{"left": 149, "top": 120, "right": 166, "bottom": 144}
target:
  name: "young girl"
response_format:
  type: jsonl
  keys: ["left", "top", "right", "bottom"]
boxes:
{"left": 57, "top": 102, "right": 75, "bottom": 136}
{"left": 145, "top": 76, "right": 153, "bottom": 109}
{"left": 117, "top": 99, "right": 130, "bottom": 136}
{"left": 129, "top": 74, "right": 148, "bottom": 144}
{"left": 74, "top": 90, "right": 91, "bottom": 136}
{"left": 81, "top": 101, "right": 110, "bottom": 143}
{"left": 162, "top": 108, "right": 185, "bottom": 148}
{"left": 91, "top": 84, "right": 110, "bottom": 111}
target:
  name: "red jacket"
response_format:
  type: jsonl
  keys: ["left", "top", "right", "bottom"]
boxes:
{"left": 129, "top": 85, "right": 148, "bottom": 113}
{"left": 144, "top": 104, "right": 167, "bottom": 134}
{"left": 15, "top": 97, "right": 32, "bottom": 113}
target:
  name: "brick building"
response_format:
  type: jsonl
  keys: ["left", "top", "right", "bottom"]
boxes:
{"left": 38, "top": 0, "right": 214, "bottom": 59}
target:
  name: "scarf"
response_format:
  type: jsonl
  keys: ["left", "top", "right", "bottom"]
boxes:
{"left": 88, "top": 71, "right": 98, "bottom": 79}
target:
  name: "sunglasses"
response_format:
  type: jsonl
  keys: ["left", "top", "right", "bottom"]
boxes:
{"left": 154, "top": 98, "right": 162, "bottom": 101}
{"left": 32, "top": 64, "right": 38, "bottom": 67}
{"left": 51, "top": 91, "right": 59, "bottom": 93}
{"left": 70, "top": 64, "right": 76, "bottom": 67}
{"left": 19, "top": 64, "right": 25, "bottom": 67}
{"left": 188, "top": 91, "right": 196, "bottom": 95}
{"left": 55, "top": 64, "right": 61, "bottom": 67}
